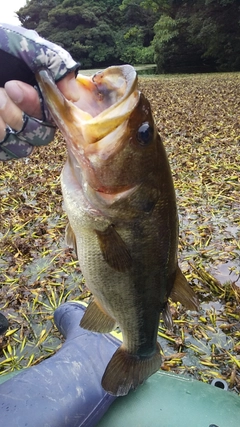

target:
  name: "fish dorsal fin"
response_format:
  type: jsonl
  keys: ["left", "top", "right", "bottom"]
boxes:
{"left": 95, "top": 225, "right": 132, "bottom": 272}
{"left": 80, "top": 299, "right": 117, "bottom": 332}
{"left": 65, "top": 222, "right": 77, "bottom": 255}
{"left": 170, "top": 266, "right": 199, "bottom": 311}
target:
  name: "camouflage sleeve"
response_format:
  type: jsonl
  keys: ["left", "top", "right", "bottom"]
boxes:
{"left": 0, "top": 102, "right": 56, "bottom": 161}
{"left": 0, "top": 24, "right": 80, "bottom": 161}
{"left": 0, "top": 24, "right": 80, "bottom": 81}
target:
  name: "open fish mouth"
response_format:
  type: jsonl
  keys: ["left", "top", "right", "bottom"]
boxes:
{"left": 36, "top": 65, "right": 140, "bottom": 146}
{"left": 75, "top": 66, "right": 138, "bottom": 117}
{"left": 36, "top": 65, "right": 142, "bottom": 195}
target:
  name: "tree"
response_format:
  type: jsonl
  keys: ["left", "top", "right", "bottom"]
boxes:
{"left": 151, "top": 0, "right": 240, "bottom": 72}
{"left": 17, "top": 0, "right": 240, "bottom": 71}
{"left": 117, "top": 0, "right": 156, "bottom": 64}
{"left": 18, "top": 0, "right": 123, "bottom": 67}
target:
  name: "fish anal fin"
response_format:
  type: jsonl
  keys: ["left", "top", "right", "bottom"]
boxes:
{"left": 80, "top": 299, "right": 117, "bottom": 332}
{"left": 170, "top": 266, "right": 199, "bottom": 311}
{"left": 65, "top": 222, "right": 77, "bottom": 255}
{"left": 95, "top": 225, "right": 132, "bottom": 272}
{"left": 101, "top": 344, "right": 162, "bottom": 396}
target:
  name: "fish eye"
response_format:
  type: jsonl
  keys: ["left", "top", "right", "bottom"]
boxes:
{"left": 137, "top": 122, "right": 153, "bottom": 146}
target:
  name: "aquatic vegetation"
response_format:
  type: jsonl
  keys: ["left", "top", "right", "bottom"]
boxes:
{"left": 0, "top": 72, "right": 239, "bottom": 392}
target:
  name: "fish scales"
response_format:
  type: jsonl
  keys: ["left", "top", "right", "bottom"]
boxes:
{"left": 36, "top": 66, "right": 198, "bottom": 396}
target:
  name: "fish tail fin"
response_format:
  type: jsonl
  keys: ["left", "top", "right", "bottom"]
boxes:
{"left": 101, "top": 344, "right": 162, "bottom": 396}
{"left": 170, "top": 265, "right": 199, "bottom": 311}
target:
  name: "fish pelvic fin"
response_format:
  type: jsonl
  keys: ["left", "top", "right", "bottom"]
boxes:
{"left": 162, "top": 302, "right": 173, "bottom": 330}
{"left": 95, "top": 225, "right": 132, "bottom": 272}
{"left": 101, "top": 343, "right": 162, "bottom": 396}
{"left": 80, "top": 299, "right": 117, "bottom": 332}
{"left": 170, "top": 266, "right": 199, "bottom": 311}
{"left": 65, "top": 222, "right": 77, "bottom": 255}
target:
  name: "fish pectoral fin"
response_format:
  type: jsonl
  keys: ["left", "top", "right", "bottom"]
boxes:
{"left": 101, "top": 344, "right": 162, "bottom": 396}
{"left": 80, "top": 299, "right": 117, "bottom": 332}
{"left": 65, "top": 222, "right": 77, "bottom": 255}
{"left": 170, "top": 266, "right": 199, "bottom": 311}
{"left": 161, "top": 303, "right": 173, "bottom": 330}
{"left": 95, "top": 225, "right": 132, "bottom": 272}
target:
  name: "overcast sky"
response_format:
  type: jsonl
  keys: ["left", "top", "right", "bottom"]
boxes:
{"left": 1, "top": 1, "right": 27, "bottom": 26}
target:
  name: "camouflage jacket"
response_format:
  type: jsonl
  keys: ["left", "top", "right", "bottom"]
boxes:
{"left": 0, "top": 24, "right": 80, "bottom": 160}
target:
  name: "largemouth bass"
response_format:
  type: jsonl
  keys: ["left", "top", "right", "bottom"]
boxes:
{"left": 36, "top": 66, "right": 198, "bottom": 396}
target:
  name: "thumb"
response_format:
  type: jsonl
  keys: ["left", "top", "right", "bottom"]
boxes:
{"left": 5, "top": 80, "right": 42, "bottom": 119}
{"left": 5, "top": 73, "right": 82, "bottom": 122}
{"left": 56, "top": 72, "right": 82, "bottom": 102}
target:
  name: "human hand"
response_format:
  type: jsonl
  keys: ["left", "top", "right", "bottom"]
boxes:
{"left": 0, "top": 24, "right": 80, "bottom": 85}
{"left": 0, "top": 80, "right": 55, "bottom": 160}
{"left": 0, "top": 24, "right": 81, "bottom": 160}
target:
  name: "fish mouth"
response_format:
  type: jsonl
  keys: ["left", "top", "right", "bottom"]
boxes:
{"left": 36, "top": 65, "right": 140, "bottom": 146}
{"left": 36, "top": 66, "right": 140, "bottom": 195}
{"left": 75, "top": 66, "right": 138, "bottom": 117}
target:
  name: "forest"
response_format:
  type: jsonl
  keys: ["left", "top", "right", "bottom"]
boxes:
{"left": 17, "top": 0, "right": 240, "bottom": 73}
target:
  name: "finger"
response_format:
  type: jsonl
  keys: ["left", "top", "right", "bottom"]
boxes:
{"left": 57, "top": 72, "right": 82, "bottom": 101}
{"left": 4, "top": 81, "right": 42, "bottom": 119}
{"left": 0, "top": 88, "right": 23, "bottom": 131}
{"left": 0, "top": 116, "right": 6, "bottom": 140}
